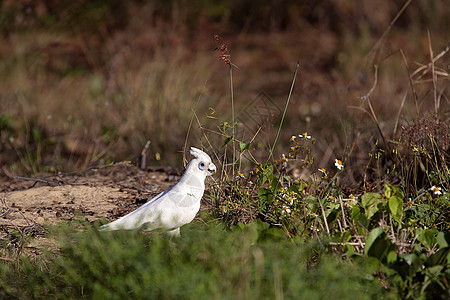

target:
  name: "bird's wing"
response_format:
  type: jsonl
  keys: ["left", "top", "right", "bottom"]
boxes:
{"left": 99, "top": 187, "right": 172, "bottom": 231}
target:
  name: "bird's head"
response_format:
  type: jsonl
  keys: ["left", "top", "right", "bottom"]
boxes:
{"left": 189, "top": 147, "right": 216, "bottom": 176}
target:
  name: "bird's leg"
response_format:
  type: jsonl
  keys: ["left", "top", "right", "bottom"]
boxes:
{"left": 167, "top": 227, "right": 180, "bottom": 237}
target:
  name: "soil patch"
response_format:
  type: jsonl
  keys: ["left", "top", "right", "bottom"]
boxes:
{"left": 0, "top": 166, "right": 180, "bottom": 232}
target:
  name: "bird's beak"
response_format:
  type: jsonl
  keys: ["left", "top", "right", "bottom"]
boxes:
{"left": 207, "top": 162, "right": 216, "bottom": 176}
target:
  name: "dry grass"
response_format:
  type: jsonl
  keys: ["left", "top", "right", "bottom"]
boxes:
{"left": 0, "top": 0, "right": 448, "bottom": 181}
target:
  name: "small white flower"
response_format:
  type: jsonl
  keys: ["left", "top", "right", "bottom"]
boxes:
{"left": 287, "top": 197, "right": 295, "bottom": 205}
{"left": 318, "top": 168, "right": 328, "bottom": 177}
{"left": 335, "top": 159, "right": 344, "bottom": 170}
{"left": 344, "top": 199, "right": 356, "bottom": 208}
{"left": 220, "top": 205, "right": 228, "bottom": 213}
{"left": 348, "top": 194, "right": 358, "bottom": 202}
{"left": 236, "top": 172, "right": 245, "bottom": 179}
{"left": 406, "top": 198, "right": 415, "bottom": 210}
{"left": 299, "top": 132, "right": 311, "bottom": 140}
{"left": 287, "top": 191, "right": 297, "bottom": 205}
{"left": 310, "top": 212, "right": 318, "bottom": 218}
{"left": 290, "top": 135, "right": 296, "bottom": 142}
{"left": 280, "top": 205, "right": 291, "bottom": 218}
{"left": 282, "top": 205, "right": 291, "bottom": 214}
{"left": 430, "top": 186, "right": 442, "bottom": 195}
{"left": 310, "top": 225, "right": 320, "bottom": 232}
{"left": 281, "top": 154, "right": 288, "bottom": 167}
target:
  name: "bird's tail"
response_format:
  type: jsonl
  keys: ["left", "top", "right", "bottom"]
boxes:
{"left": 98, "top": 222, "right": 113, "bottom": 231}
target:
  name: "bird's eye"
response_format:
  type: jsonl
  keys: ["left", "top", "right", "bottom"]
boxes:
{"left": 198, "top": 162, "right": 206, "bottom": 170}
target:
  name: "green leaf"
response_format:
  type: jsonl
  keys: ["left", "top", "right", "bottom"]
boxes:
{"left": 239, "top": 141, "right": 251, "bottom": 152}
{"left": 257, "top": 188, "right": 273, "bottom": 210}
{"left": 361, "top": 193, "right": 384, "bottom": 219}
{"left": 416, "top": 228, "right": 438, "bottom": 249}
{"left": 221, "top": 136, "right": 233, "bottom": 148}
{"left": 351, "top": 206, "right": 361, "bottom": 221}
{"left": 361, "top": 192, "right": 383, "bottom": 207}
{"left": 384, "top": 184, "right": 404, "bottom": 199}
{"left": 237, "top": 222, "right": 245, "bottom": 230}
{"left": 365, "top": 227, "right": 385, "bottom": 256}
{"left": 32, "top": 127, "right": 42, "bottom": 141}
{"left": 436, "top": 231, "right": 450, "bottom": 249}
{"left": 365, "top": 228, "right": 395, "bottom": 261}
{"left": 387, "top": 250, "right": 397, "bottom": 264}
{"left": 427, "top": 247, "right": 450, "bottom": 266}
{"left": 326, "top": 209, "right": 338, "bottom": 224}
{"left": 258, "top": 164, "right": 274, "bottom": 186}
{"left": 401, "top": 253, "right": 419, "bottom": 266}
{"left": 388, "top": 196, "right": 403, "bottom": 222}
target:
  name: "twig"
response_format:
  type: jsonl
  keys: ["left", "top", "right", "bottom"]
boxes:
{"left": 139, "top": 140, "right": 151, "bottom": 169}
{"left": 318, "top": 198, "right": 330, "bottom": 235}
{"left": 328, "top": 242, "right": 366, "bottom": 246}
{"left": 338, "top": 196, "right": 348, "bottom": 229}
{"left": 15, "top": 176, "right": 63, "bottom": 187}
{"left": 367, "top": 0, "right": 413, "bottom": 65}
{"left": 411, "top": 42, "right": 449, "bottom": 79}
{"left": 14, "top": 161, "right": 133, "bottom": 187}
{"left": 0, "top": 197, "right": 11, "bottom": 218}
{"left": 427, "top": 31, "right": 438, "bottom": 115}
{"left": 359, "top": 65, "right": 391, "bottom": 154}
{"left": 360, "top": 65, "right": 378, "bottom": 101}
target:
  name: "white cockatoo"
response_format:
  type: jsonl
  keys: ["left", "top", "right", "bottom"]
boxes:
{"left": 99, "top": 147, "right": 216, "bottom": 236}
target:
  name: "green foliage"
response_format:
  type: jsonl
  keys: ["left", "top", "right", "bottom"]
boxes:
{"left": 365, "top": 230, "right": 450, "bottom": 299}
{"left": 210, "top": 135, "right": 449, "bottom": 299}
{"left": 0, "top": 221, "right": 393, "bottom": 299}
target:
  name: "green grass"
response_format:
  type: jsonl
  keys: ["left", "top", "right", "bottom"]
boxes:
{"left": 0, "top": 221, "right": 396, "bottom": 299}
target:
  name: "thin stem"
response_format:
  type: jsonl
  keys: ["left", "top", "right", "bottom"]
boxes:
{"left": 230, "top": 66, "right": 235, "bottom": 177}
{"left": 268, "top": 63, "right": 300, "bottom": 162}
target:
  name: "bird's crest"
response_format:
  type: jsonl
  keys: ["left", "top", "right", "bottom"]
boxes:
{"left": 190, "top": 147, "right": 211, "bottom": 162}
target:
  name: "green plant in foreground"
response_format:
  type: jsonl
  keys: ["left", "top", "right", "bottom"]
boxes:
{"left": 0, "top": 221, "right": 394, "bottom": 299}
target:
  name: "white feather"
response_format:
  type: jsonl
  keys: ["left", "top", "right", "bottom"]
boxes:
{"left": 99, "top": 147, "right": 216, "bottom": 236}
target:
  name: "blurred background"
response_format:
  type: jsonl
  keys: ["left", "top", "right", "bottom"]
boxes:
{"left": 0, "top": 0, "right": 448, "bottom": 186}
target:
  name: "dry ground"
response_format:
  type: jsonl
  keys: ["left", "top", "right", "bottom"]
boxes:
{"left": 0, "top": 165, "right": 186, "bottom": 237}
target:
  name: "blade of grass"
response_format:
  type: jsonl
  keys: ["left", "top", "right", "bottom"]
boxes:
{"left": 267, "top": 63, "right": 300, "bottom": 162}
